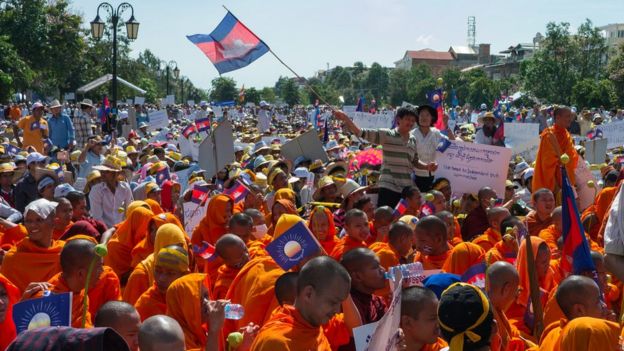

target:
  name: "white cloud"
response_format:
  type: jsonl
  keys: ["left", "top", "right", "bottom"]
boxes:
{"left": 415, "top": 34, "right": 434, "bottom": 46}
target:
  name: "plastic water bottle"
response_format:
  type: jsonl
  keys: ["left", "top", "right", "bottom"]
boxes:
{"left": 224, "top": 303, "right": 245, "bottom": 320}
{"left": 385, "top": 262, "right": 425, "bottom": 287}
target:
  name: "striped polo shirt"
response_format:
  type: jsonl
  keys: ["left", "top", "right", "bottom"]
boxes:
{"left": 360, "top": 128, "right": 418, "bottom": 193}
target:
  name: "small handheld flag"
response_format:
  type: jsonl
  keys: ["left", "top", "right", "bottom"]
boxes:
{"left": 186, "top": 12, "right": 269, "bottom": 74}
{"left": 426, "top": 88, "right": 445, "bottom": 130}
{"left": 393, "top": 199, "right": 408, "bottom": 217}
{"left": 436, "top": 138, "right": 451, "bottom": 153}
{"left": 461, "top": 262, "right": 487, "bottom": 289}
{"left": 191, "top": 184, "right": 210, "bottom": 204}
{"left": 3, "top": 143, "right": 21, "bottom": 156}
{"left": 195, "top": 118, "right": 211, "bottom": 133}
{"left": 12, "top": 292, "right": 72, "bottom": 333}
{"left": 155, "top": 167, "right": 171, "bottom": 186}
{"left": 193, "top": 241, "right": 218, "bottom": 261}
{"left": 224, "top": 180, "right": 249, "bottom": 203}
{"left": 266, "top": 221, "right": 321, "bottom": 270}
{"left": 561, "top": 166, "right": 595, "bottom": 274}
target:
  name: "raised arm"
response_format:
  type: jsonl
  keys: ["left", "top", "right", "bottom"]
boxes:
{"left": 333, "top": 110, "right": 362, "bottom": 137}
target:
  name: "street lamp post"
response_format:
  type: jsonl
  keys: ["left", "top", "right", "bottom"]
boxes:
{"left": 162, "top": 60, "right": 180, "bottom": 98}
{"left": 90, "top": 2, "right": 139, "bottom": 114}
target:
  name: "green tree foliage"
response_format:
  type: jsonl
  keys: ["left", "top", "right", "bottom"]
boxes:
{"left": 260, "top": 87, "right": 276, "bottom": 103}
{"left": 280, "top": 78, "right": 300, "bottom": 106}
{"left": 244, "top": 87, "right": 261, "bottom": 104}
{"left": 571, "top": 79, "right": 617, "bottom": 109}
{"left": 209, "top": 77, "right": 237, "bottom": 102}
{"left": 607, "top": 43, "right": 624, "bottom": 105}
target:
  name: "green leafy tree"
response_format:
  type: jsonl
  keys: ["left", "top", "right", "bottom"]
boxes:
{"left": 571, "top": 78, "right": 617, "bottom": 108}
{"left": 209, "top": 77, "right": 237, "bottom": 102}
{"left": 0, "top": 35, "right": 33, "bottom": 101}
{"left": 406, "top": 64, "right": 435, "bottom": 106}
{"left": 260, "top": 87, "right": 276, "bottom": 103}
{"left": 388, "top": 68, "right": 410, "bottom": 106}
{"left": 607, "top": 43, "right": 624, "bottom": 105}
{"left": 281, "top": 78, "right": 300, "bottom": 106}
{"left": 365, "top": 62, "right": 389, "bottom": 102}
{"left": 244, "top": 87, "right": 261, "bottom": 104}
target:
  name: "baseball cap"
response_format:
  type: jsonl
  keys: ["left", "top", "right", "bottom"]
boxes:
{"left": 54, "top": 183, "right": 76, "bottom": 198}
{"left": 26, "top": 152, "right": 48, "bottom": 166}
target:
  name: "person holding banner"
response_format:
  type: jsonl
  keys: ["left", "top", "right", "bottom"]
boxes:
{"left": 532, "top": 106, "right": 578, "bottom": 195}
{"left": 334, "top": 107, "right": 437, "bottom": 208}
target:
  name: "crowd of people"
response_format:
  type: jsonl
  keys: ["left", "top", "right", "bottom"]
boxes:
{"left": 0, "top": 96, "right": 622, "bottom": 351}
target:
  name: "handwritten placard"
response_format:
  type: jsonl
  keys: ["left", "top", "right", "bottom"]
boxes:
{"left": 350, "top": 112, "right": 394, "bottom": 129}
{"left": 147, "top": 110, "right": 169, "bottom": 131}
{"left": 436, "top": 141, "right": 512, "bottom": 196}
{"left": 183, "top": 201, "right": 208, "bottom": 235}
{"left": 510, "top": 137, "right": 540, "bottom": 163}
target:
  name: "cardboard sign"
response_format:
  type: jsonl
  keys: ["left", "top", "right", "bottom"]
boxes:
{"left": 364, "top": 271, "right": 403, "bottom": 351}
{"left": 63, "top": 93, "right": 75, "bottom": 101}
{"left": 187, "top": 100, "right": 195, "bottom": 106}
{"left": 601, "top": 120, "right": 624, "bottom": 149}
{"left": 183, "top": 201, "right": 208, "bottom": 234}
{"left": 198, "top": 120, "right": 235, "bottom": 178}
{"left": 281, "top": 129, "right": 329, "bottom": 164}
{"left": 134, "top": 97, "right": 145, "bottom": 105}
{"left": 178, "top": 135, "right": 200, "bottom": 161}
{"left": 174, "top": 164, "right": 201, "bottom": 194}
{"left": 436, "top": 141, "right": 512, "bottom": 196}
{"left": 585, "top": 138, "right": 608, "bottom": 165}
{"left": 349, "top": 112, "right": 394, "bottom": 129}
{"left": 148, "top": 110, "right": 169, "bottom": 131}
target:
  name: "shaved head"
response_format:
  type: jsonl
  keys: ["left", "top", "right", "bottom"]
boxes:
{"left": 388, "top": 222, "right": 413, "bottom": 246}
{"left": 487, "top": 207, "right": 510, "bottom": 221}
{"left": 401, "top": 286, "right": 437, "bottom": 319}
{"left": 478, "top": 187, "right": 495, "bottom": 200}
{"left": 215, "top": 234, "right": 246, "bottom": 258}
{"left": 415, "top": 215, "right": 447, "bottom": 240}
{"left": 139, "top": 315, "right": 185, "bottom": 351}
{"left": 300, "top": 256, "right": 351, "bottom": 294}
{"left": 552, "top": 207, "right": 562, "bottom": 219}
{"left": 556, "top": 275, "right": 602, "bottom": 320}
{"left": 95, "top": 301, "right": 141, "bottom": 351}
{"left": 340, "top": 248, "right": 378, "bottom": 274}
{"left": 275, "top": 272, "right": 299, "bottom": 306}
{"left": 486, "top": 261, "right": 519, "bottom": 290}
{"left": 60, "top": 238, "right": 97, "bottom": 273}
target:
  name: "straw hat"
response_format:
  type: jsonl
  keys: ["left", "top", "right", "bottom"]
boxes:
{"left": 93, "top": 155, "right": 123, "bottom": 172}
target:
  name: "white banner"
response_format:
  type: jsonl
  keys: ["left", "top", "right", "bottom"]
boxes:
{"left": 148, "top": 110, "right": 169, "bottom": 131}
{"left": 436, "top": 141, "right": 512, "bottom": 197}
{"left": 363, "top": 272, "right": 403, "bottom": 351}
{"left": 63, "top": 92, "right": 75, "bottom": 101}
{"left": 601, "top": 120, "right": 624, "bottom": 149}
{"left": 213, "top": 106, "right": 223, "bottom": 118}
{"left": 504, "top": 123, "right": 539, "bottom": 150}
{"left": 164, "top": 95, "right": 175, "bottom": 105}
{"left": 510, "top": 137, "right": 540, "bottom": 163}
{"left": 350, "top": 112, "right": 394, "bottom": 129}
{"left": 187, "top": 100, "right": 195, "bottom": 106}
{"left": 585, "top": 138, "right": 608, "bottom": 165}
{"left": 343, "top": 105, "right": 357, "bottom": 113}
{"left": 134, "top": 96, "right": 145, "bottom": 105}
{"left": 183, "top": 201, "right": 208, "bottom": 235}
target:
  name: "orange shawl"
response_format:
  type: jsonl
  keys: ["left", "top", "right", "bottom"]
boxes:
{"left": 560, "top": 317, "right": 620, "bottom": 350}
{"left": 452, "top": 217, "right": 463, "bottom": 246}
{"left": 53, "top": 221, "right": 73, "bottom": 241}
{"left": 515, "top": 236, "right": 553, "bottom": 308}
{"left": 166, "top": 273, "right": 210, "bottom": 350}
{"left": 538, "top": 225, "right": 560, "bottom": 257}
{"left": 145, "top": 198, "right": 164, "bottom": 215}
{"left": 249, "top": 304, "right": 332, "bottom": 351}
{"left": 369, "top": 241, "right": 400, "bottom": 301}
{"left": 213, "top": 264, "right": 240, "bottom": 300}
{"left": 130, "top": 213, "right": 184, "bottom": 268}
{"left": 413, "top": 250, "right": 451, "bottom": 270}
{"left": 308, "top": 206, "right": 339, "bottom": 255}
{"left": 421, "top": 338, "right": 448, "bottom": 351}
{"left": 525, "top": 211, "right": 553, "bottom": 238}
{"left": 441, "top": 242, "right": 485, "bottom": 275}
{"left": 267, "top": 199, "right": 298, "bottom": 237}
{"left": 45, "top": 272, "right": 92, "bottom": 328}
{"left": 223, "top": 256, "right": 284, "bottom": 338}
{"left": 542, "top": 289, "right": 566, "bottom": 336}
{"left": 191, "top": 194, "right": 233, "bottom": 246}
{"left": 104, "top": 206, "right": 154, "bottom": 277}
{"left": 88, "top": 265, "right": 121, "bottom": 317}
{"left": 274, "top": 188, "right": 297, "bottom": 203}
{"left": 484, "top": 240, "right": 517, "bottom": 266}
{"left": 330, "top": 236, "right": 367, "bottom": 261}
{"left": 0, "top": 224, "right": 27, "bottom": 250}
{"left": 532, "top": 124, "right": 578, "bottom": 192}
{"left": 472, "top": 227, "right": 501, "bottom": 252}
{"left": 0, "top": 274, "right": 18, "bottom": 350}
{"left": 0, "top": 238, "right": 65, "bottom": 293}
{"left": 135, "top": 284, "right": 167, "bottom": 322}
{"left": 539, "top": 318, "right": 566, "bottom": 351}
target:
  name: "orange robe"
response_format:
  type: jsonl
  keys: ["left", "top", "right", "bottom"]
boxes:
{"left": 413, "top": 250, "right": 451, "bottom": 270}
{"left": 420, "top": 338, "right": 448, "bottom": 351}
{"left": 247, "top": 234, "right": 273, "bottom": 259}
{"left": 532, "top": 124, "right": 578, "bottom": 193}
{"left": 322, "top": 312, "right": 350, "bottom": 351}
{"left": 250, "top": 304, "right": 332, "bottom": 351}
{"left": 223, "top": 256, "right": 284, "bottom": 338}
{"left": 560, "top": 317, "right": 620, "bottom": 349}
{"left": 539, "top": 319, "right": 567, "bottom": 351}
{"left": 472, "top": 227, "right": 502, "bottom": 252}
{"left": 104, "top": 206, "right": 154, "bottom": 278}
{"left": 330, "top": 236, "right": 367, "bottom": 261}
{"left": 484, "top": 240, "right": 517, "bottom": 266}
{"left": 145, "top": 198, "right": 164, "bottom": 215}
{"left": 88, "top": 265, "right": 121, "bottom": 317}
{"left": 541, "top": 289, "right": 566, "bottom": 336}
{"left": 53, "top": 222, "right": 74, "bottom": 241}
{"left": 212, "top": 264, "right": 240, "bottom": 300}
{"left": 308, "top": 206, "right": 339, "bottom": 255}
{"left": 0, "top": 224, "right": 27, "bottom": 250}
{"left": 492, "top": 305, "right": 529, "bottom": 351}
{"left": 369, "top": 242, "right": 401, "bottom": 301}
{"left": 452, "top": 217, "right": 463, "bottom": 246}
{"left": 582, "top": 186, "right": 618, "bottom": 242}
{"left": 135, "top": 284, "right": 167, "bottom": 322}
{"left": 525, "top": 211, "right": 553, "bottom": 237}
{"left": 43, "top": 272, "right": 92, "bottom": 328}
{"left": 441, "top": 242, "right": 485, "bottom": 276}
{"left": 0, "top": 274, "right": 19, "bottom": 350}
{"left": 129, "top": 213, "right": 185, "bottom": 268}
{"left": 191, "top": 194, "right": 233, "bottom": 246}
{"left": 0, "top": 238, "right": 65, "bottom": 293}
{"left": 538, "top": 225, "right": 561, "bottom": 257}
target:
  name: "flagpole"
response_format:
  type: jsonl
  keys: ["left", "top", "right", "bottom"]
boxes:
{"left": 222, "top": 5, "right": 335, "bottom": 108}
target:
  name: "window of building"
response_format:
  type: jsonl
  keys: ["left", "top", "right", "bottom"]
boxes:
{"left": 618, "top": 30, "right": 624, "bottom": 38}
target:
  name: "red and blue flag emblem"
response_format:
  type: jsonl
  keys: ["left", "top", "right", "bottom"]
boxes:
{"left": 182, "top": 124, "right": 198, "bottom": 138}
{"left": 187, "top": 12, "right": 269, "bottom": 74}
{"left": 461, "top": 262, "right": 487, "bottom": 289}
{"left": 224, "top": 180, "right": 249, "bottom": 203}
{"left": 191, "top": 184, "right": 210, "bottom": 204}
{"left": 393, "top": 199, "right": 408, "bottom": 217}
{"left": 195, "top": 118, "right": 211, "bottom": 133}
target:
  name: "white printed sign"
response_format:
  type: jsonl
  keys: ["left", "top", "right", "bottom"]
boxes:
{"left": 258, "top": 109, "right": 271, "bottom": 132}
{"left": 601, "top": 120, "right": 624, "bottom": 149}
{"left": 134, "top": 97, "right": 145, "bottom": 105}
{"left": 585, "top": 138, "right": 608, "bottom": 165}
{"left": 164, "top": 95, "right": 175, "bottom": 105}
{"left": 510, "top": 137, "right": 540, "bottom": 163}
{"left": 343, "top": 105, "right": 357, "bottom": 113}
{"left": 436, "top": 141, "right": 512, "bottom": 196}
{"left": 504, "top": 123, "right": 539, "bottom": 149}
{"left": 148, "top": 110, "right": 169, "bottom": 131}
{"left": 364, "top": 272, "right": 402, "bottom": 351}
{"left": 350, "top": 112, "right": 394, "bottom": 129}
{"left": 125, "top": 99, "right": 134, "bottom": 106}
{"left": 183, "top": 201, "right": 208, "bottom": 234}
{"left": 353, "top": 322, "right": 379, "bottom": 351}
{"left": 212, "top": 106, "right": 223, "bottom": 118}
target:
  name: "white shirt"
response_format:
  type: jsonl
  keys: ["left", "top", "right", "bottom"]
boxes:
{"left": 89, "top": 181, "right": 134, "bottom": 228}
{"left": 475, "top": 129, "right": 493, "bottom": 145}
{"left": 411, "top": 127, "right": 444, "bottom": 177}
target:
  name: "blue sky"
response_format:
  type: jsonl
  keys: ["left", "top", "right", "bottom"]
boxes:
{"left": 73, "top": 0, "right": 622, "bottom": 91}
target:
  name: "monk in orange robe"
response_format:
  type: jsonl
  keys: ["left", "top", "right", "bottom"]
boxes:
{"left": 559, "top": 317, "right": 620, "bottom": 350}
{"left": 0, "top": 274, "right": 19, "bottom": 350}
{"left": 248, "top": 199, "right": 298, "bottom": 258}
{"left": 370, "top": 221, "right": 413, "bottom": 300}
{"left": 441, "top": 242, "right": 485, "bottom": 276}
{"left": 52, "top": 198, "right": 74, "bottom": 240}
{"left": 472, "top": 207, "right": 510, "bottom": 252}
{"left": 1, "top": 199, "right": 64, "bottom": 292}
{"left": 330, "top": 209, "right": 370, "bottom": 260}
{"left": 485, "top": 261, "right": 533, "bottom": 351}
{"left": 433, "top": 211, "right": 462, "bottom": 247}
{"left": 88, "top": 265, "right": 121, "bottom": 317}
{"left": 124, "top": 223, "right": 189, "bottom": 305}
{"left": 136, "top": 246, "right": 189, "bottom": 321}
{"left": 144, "top": 198, "right": 163, "bottom": 215}
{"left": 400, "top": 285, "right": 448, "bottom": 351}
{"left": 507, "top": 237, "right": 553, "bottom": 342}
{"left": 250, "top": 256, "right": 351, "bottom": 351}
{"left": 191, "top": 194, "right": 233, "bottom": 246}
{"left": 31, "top": 237, "right": 103, "bottom": 328}
{"left": 166, "top": 273, "right": 225, "bottom": 351}
{"left": 104, "top": 204, "right": 154, "bottom": 280}
{"left": 130, "top": 213, "right": 184, "bottom": 268}
{"left": 308, "top": 206, "right": 340, "bottom": 255}
{"left": 525, "top": 189, "right": 555, "bottom": 237}
{"left": 532, "top": 106, "right": 579, "bottom": 194}
{"left": 0, "top": 223, "right": 27, "bottom": 250}
{"left": 212, "top": 234, "right": 249, "bottom": 300}
{"left": 414, "top": 216, "right": 453, "bottom": 270}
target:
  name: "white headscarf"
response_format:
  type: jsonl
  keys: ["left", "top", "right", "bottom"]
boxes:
{"left": 24, "top": 198, "right": 58, "bottom": 219}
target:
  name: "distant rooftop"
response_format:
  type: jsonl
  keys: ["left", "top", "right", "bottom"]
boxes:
{"left": 405, "top": 49, "right": 454, "bottom": 61}
{"left": 449, "top": 45, "right": 477, "bottom": 55}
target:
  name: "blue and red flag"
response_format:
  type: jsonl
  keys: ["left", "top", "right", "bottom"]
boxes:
{"left": 393, "top": 198, "right": 408, "bottom": 217}
{"left": 2, "top": 143, "right": 21, "bottom": 156}
{"left": 182, "top": 124, "right": 198, "bottom": 138}
{"left": 224, "top": 180, "right": 249, "bottom": 203}
{"left": 586, "top": 128, "right": 603, "bottom": 140}
{"left": 426, "top": 88, "right": 445, "bottom": 130}
{"left": 356, "top": 96, "right": 364, "bottom": 112}
{"left": 191, "top": 184, "right": 210, "bottom": 204}
{"left": 420, "top": 201, "right": 435, "bottom": 217}
{"left": 186, "top": 12, "right": 269, "bottom": 74}
{"left": 461, "top": 262, "right": 487, "bottom": 289}
{"left": 561, "top": 166, "right": 595, "bottom": 274}
{"left": 99, "top": 96, "right": 110, "bottom": 125}
{"left": 155, "top": 167, "right": 171, "bottom": 186}
{"left": 195, "top": 118, "right": 211, "bottom": 133}
{"left": 193, "top": 241, "right": 218, "bottom": 261}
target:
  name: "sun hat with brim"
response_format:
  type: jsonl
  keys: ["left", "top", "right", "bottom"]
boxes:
{"left": 252, "top": 141, "right": 270, "bottom": 155}
{"left": 267, "top": 168, "right": 286, "bottom": 187}
{"left": 254, "top": 173, "right": 268, "bottom": 190}
{"left": 313, "top": 176, "right": 336, "bottom": 200}
{"left": 54, "top": 183, "right": 76, "bottom": 198}
{"left": 477, "top": 112, "right": 496, "bottom": 125}
{"left": 26, "top": 152, "right": 48, "bottom": 166}
{"left": 398, "top": 215, "right": 419, "bottom": 231}
{"left": 324, "top": 161, "right": 348, "bottom": 178}
{"left": 49, "top": 99, "right": 62, "bottom": 109}
{"left": 309, "top": 159, "right": 325, "bottom": 173}
{"left": 253, "top": 155, "right": 270, "bottom": 170}
{"left": 513, "top": 162, "right": 530, "bottom": 178}
{"left": 80, "top": 99, "right": 94, "bottom": 108}
{"left": 339, "top": 178, "right": 366, "bottom": 198}
{"left": 505, "top": 180, "right": 518, "bottom": 189}
{"left": 93, "top": 155, "right": 123, "bottom": 172}
{"left": 86, "top": 170, "right": 102, "bottom": 184}
{"left": 0, "top": 163, "right": 15, "bottom": 173}
{"left": 145, "top": 182, "right": 161, "bottom": 194}
{"left": 522, "top": 168, "right": 534, "bottom": 182}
